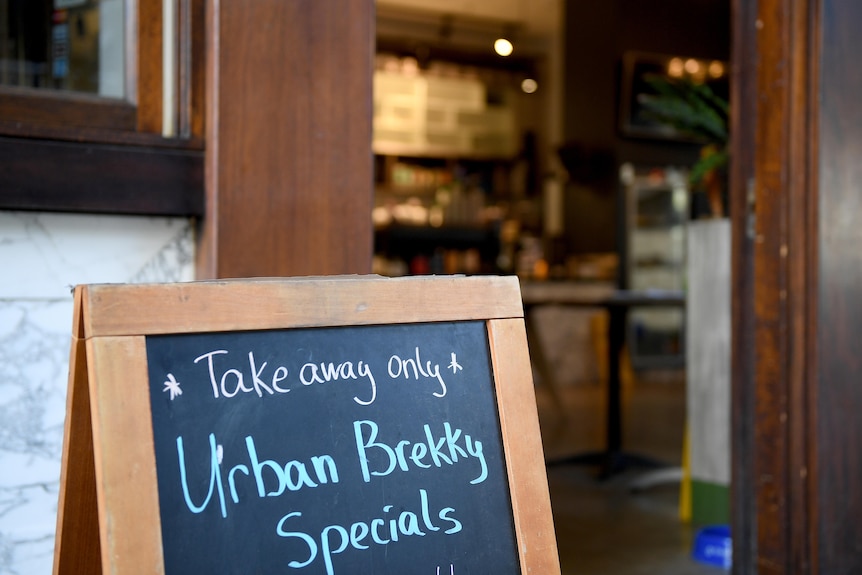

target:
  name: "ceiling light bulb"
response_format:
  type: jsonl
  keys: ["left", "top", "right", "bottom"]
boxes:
{"left": 708, "top": 60, "right": 726, "bottom": 78}
{"left": 684, "top": 58, "right": 701, "bottom": 75}
{"left": 667, "top": 58, "right": 685, "bottom": 78}
{"left": 494, "top": 38, "right": 513, "bottom": 57}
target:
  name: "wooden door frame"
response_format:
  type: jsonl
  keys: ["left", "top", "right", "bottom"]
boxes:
{"left": 732, "top": 0, "right": 820, "bottom": 574}
{"left": 729, "top": 0, "right": 853, "bottom": 572}
{"left": 731, "top": 0, "right": 819, "bottom": 570}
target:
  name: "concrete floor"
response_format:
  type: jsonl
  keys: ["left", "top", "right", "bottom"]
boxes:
{"left": 535, "top": 373, "right": 727, "bottom": 574}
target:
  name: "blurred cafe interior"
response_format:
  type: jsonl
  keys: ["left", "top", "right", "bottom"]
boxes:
{"left": 14, "top": 0, "right": 862, "bottom": 574}
{"left": 369, "top": 1, "right": 730, "bottom": 573}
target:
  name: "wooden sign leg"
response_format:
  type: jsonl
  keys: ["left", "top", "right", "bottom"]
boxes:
{"left": 53, "top": 291, "right": 102, "bottom": 575}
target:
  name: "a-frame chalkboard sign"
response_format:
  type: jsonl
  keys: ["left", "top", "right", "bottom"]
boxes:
{"left": 53, "top": 275, "right": 560, "bottom": 575}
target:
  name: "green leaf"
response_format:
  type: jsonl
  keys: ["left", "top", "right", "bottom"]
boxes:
{"left": 638, "top": 75, "right": 728, "bottom": 143}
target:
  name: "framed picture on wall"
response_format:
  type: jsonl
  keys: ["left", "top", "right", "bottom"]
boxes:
{"left": 618, "top": 51, "right": 729, "bottom": 141}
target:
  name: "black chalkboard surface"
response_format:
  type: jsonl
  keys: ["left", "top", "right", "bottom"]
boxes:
{"left": 145, "top": 321, "right": 519, "bottom": 574}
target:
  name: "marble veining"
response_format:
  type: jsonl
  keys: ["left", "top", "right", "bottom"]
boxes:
{"left": 0, "top": 212, "right": 194, "bottom": 299}
{"left": 0, "top": 301, "right": 72, "bottom": 575}
{"left": 0, "top": 212, "right": 195, "bottom": 574}
{"left": 128, "top": 219, "right": 195, "bottom": 284}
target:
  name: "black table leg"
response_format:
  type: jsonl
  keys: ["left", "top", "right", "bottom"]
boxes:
{"left": 547, "top": 303, "right": 665, "bottom": 479}
{"left": 606, "top": 305, "right": 625, "bottom": 454}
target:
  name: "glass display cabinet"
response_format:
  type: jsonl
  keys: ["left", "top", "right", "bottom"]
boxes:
{"left": 621, "top": 163, "right": 688, "bottom": 369}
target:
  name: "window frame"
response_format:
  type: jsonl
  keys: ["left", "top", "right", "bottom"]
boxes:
{"left": 0, "top": 0, "right": 205, "bottom": 216}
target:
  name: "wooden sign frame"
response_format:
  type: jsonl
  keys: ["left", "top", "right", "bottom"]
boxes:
{"left": 53, "top": 275, "right": 560, "bottom": 575}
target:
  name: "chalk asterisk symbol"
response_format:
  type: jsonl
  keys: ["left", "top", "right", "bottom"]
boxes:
{"left": 449, "top": 352, "right": 463, "bottom": 374}
{"left": 163, "top": 373, "right": 183, "bottom": 400}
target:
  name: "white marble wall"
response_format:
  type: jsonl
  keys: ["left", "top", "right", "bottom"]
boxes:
{"left": 0, "top": 211, "right": 195, "bottom": 575}
{"left": 686, "top": 219, "right": 731, "bottom": 486}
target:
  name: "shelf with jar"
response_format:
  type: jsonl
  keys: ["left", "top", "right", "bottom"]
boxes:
{"left": 372, "top": 58, "right": 519, "bottom": 159}
{"left": 372, "top": 154, "right": 522, "bottom": 277}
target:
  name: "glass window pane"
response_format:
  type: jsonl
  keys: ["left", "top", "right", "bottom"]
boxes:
{"left": 0, "top": 0, "right": 125, "bottom": 98}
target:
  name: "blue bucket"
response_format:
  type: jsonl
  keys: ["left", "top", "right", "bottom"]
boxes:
{"left": 692, "top": 525, "right": 731, "bottom": 569}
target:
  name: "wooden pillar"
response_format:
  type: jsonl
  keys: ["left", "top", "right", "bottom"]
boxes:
{"left": 733, "top": 0, "right": 816, "bottom": 571}
{"left": 198, "top": 0, "right": 374, "bottom": 279}
{"left": 735, "top": 0, "right": 862, "bottom": 572}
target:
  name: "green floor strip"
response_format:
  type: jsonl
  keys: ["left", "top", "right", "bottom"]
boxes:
{"left": 691, "top": 480, "right": 730, "bottom": 526}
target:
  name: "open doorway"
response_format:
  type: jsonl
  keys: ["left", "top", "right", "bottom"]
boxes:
{"left": 373, "top": 0, "right": 731, "bottom": 573}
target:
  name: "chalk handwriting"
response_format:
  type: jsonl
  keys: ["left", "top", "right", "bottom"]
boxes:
{"left": 194, "top": 350, "right": 290, "bottom": 399}
{"left": 276, "top": 489, "right": 461, "bottom": 575}
{"left": 299, "top": 360, "right": 377, "bottom": 405}
{"left": 184, "top": 346, "right": 466, "bottom": 404}
{"left": 388, "top": 347, "right": 449, "bottom": 398}
{"left": 162, "top": 373, "right": 183, "bottom": 400}
{"left": 177, "top": 433, "right": 339, "bottom": 518}
{"left": 448, "top": 353, "right": 462, "bottom": 374}
{"left": 353, "top": 420, "right": 488, "bottom": 485}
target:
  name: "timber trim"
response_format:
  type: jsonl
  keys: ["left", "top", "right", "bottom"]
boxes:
{"left": 0, "top": 136, "right": 204, "bottom": 216}
{"left": 745, "top": 0, "right": 819, "bottom": 572}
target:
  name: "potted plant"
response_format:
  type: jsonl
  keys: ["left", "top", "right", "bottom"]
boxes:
{"left": 638, "top": 75, "right": 729, "bottom": 217}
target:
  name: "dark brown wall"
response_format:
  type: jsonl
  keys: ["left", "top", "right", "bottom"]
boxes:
{"left": 562, "top": 0, "right": 730, "bottom": 256}
{"left": 729, "top": 0, "right": 757, "bottom": 569}
{"left": 817, "top": 0, "right": 862, "bottom": 571}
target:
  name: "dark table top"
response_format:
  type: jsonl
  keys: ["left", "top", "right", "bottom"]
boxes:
{"left": 520, "top": 280, "right": 685, "bottom": 309}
